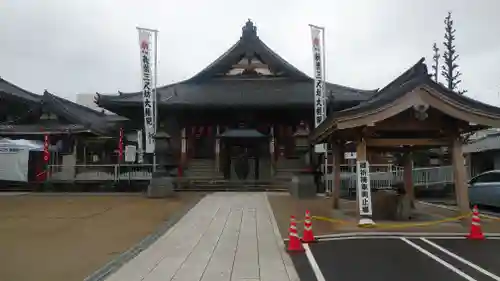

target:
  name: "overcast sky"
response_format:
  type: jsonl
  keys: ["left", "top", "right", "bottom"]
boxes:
{"left": 1, "top": 0, "right": 499, "bottom": 105}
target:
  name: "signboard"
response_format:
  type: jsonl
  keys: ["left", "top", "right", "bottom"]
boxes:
{"left": 310, "top": 24, "right": 326, "bottom": 153}
{"left": 137, "top": 130, "right": 144, "bottom": 164}
{"left": 138, "top": 28, "right": 156, "bottom": 153}
{"left": 344, "top": 152, "right": 357, "bottom": 160}
{"left": 357, "top": 160, "right": 373, "bottom": 216}
{"left": 125, "top": 145, "right": 137, "bottom": 162}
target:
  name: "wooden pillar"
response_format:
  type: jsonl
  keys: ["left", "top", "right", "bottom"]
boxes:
{"left": 270, "top": 125, "right": 275, "bottom": 176}
{"left": 180, "top": 128, "right": 187, "bottom": 176}
{"left": 215, "top": 125, "right": 220, "bottom": 172}
{"left": 451, "top": 137, "right": 469, "bottom": 217}
{"left": 331, "top": 141, "right": 341, "bottom": 209}
{"left": 355, "top": 138, "right": 367, "bottom": 218}
{"left": 403, "top": 151, "right": 415, "bottom": 207}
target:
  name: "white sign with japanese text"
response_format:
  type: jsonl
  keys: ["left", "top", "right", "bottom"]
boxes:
{"left": 344, "top": 152, "right": 357, "bottom": 160}
{"left": 138, "top": 29, "right": 155, "bottom": 153}
{"left": 357, "top": 160, "right": 373, "bottom": 216}
{"left": 137, "top": 129, "right": 144, "bottom": 163}
{"left": 310, "top": 25, "right": 326, "bottom": 153}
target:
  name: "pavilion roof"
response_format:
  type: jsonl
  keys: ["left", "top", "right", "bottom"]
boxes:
{"left": 42, "top": 91, "right": 122, "bottom": 136}
{"left": 310, "top": 58, "right": 500, "bottom": 143}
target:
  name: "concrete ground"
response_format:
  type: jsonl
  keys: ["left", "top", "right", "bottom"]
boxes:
{"left": 292, "top": 236, "right": 500, "bottom": 281}
{"left": 0, "top": 192, "right": 203, "bottom": 281}
{"left": 103, "top": 192, "right": 299, "bottom": 281}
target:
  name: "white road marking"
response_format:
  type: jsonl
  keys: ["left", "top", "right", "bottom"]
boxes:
{"left": 400, "top": 238, "right": 477, "bottom": 281}
{"left": 303, "top": 243, "right": 326, "bottom": 281}
{"left": 284, "top": 232, "right": 500, "bottom": 242}
{"left": 421, "top": 238, "right": 500, "bottom": 281}
{"left": 318, "top": 236, "right": 470, "bottom": 241}
{"left": 418, "top": 201, "right": 500, "bottom": 220}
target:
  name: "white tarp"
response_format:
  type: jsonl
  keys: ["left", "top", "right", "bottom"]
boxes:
{"left": 0, "top": 146, "right": 30, "bottom": 182}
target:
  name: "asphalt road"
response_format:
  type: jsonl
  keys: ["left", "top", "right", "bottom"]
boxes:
{"left": 291, "top": 237, "right": 500, "bottom": 281}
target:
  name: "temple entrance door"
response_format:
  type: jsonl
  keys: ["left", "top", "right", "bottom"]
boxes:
{"left": 193, "top": 135, "right": 214, "bottom": 159}
{"left": 227, "top": 144, "right": 260, "bottom": 181}
{"left": 219, "top": 129, "right": 268, "bottom": 181}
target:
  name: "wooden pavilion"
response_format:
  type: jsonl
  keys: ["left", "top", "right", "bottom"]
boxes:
{"left": 310, "top": 58, "right": 500, "bottom": 217}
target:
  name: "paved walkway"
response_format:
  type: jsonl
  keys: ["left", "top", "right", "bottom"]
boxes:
{"left": 104, "top": 192, "right": 299, "bottom": 281}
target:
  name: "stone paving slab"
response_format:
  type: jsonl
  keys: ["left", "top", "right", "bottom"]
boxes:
{"left": 104, "top": 192, "right": 299, "bottom": 281}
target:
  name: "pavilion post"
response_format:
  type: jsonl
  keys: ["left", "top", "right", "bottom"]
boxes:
{"left": 331, "top": 141, "right": 341, "bottom": 209}
{"left": 451, "top": 137, "right": 470, "bottom": 220}
{"left": 403, "top": 151, "right": 415, "bottom": 208}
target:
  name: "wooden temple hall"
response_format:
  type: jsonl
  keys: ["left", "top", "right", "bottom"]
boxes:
{"left": 96, "top": 20, "right": 378, "bottom": 181}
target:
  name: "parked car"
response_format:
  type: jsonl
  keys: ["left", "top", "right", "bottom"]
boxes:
{"left": 468, "top": 170, "right": 500, "bottom": 208}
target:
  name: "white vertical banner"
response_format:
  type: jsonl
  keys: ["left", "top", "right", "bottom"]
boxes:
{"left": 137, "top": 129, "right": 144, "bottom": 163}
{"left": 310, "top": 25, "right": 326, "bottom": 153}
{"left": 138, "top": 28, "right": 156, "bottom": 153}
{"left": 356, "top": 160, "right": 373, "bottom": 216}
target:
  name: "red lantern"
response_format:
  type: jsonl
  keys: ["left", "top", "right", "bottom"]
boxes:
{"left": 118, "top": 128, "right": 124, "bottom": 162}
{"left": 38, "top": 134, "right": 50, "bottom": 181}
{"left": 43, "top": 134, "right": 50, "bottom": 167}
{"left": 206, "top": 126, "right": 212, "bottom": 136}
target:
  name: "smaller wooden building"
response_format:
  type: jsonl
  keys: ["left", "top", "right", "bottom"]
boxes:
{"left": 310, "top": 58, "right": 500, "bottom": 216}
{"left": 0, "top": 77, "right": 129, "bottom": 174}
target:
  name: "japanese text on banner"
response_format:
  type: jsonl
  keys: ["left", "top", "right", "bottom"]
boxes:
{"left": 138, "top": 29, "right": 156, "bottom": 153}
{"left": 310, "top": 26, "right": 325, "bottom": 128}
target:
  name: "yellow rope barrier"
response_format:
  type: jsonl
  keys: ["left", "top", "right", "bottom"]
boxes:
{"left": 480, "top": 214, "right": 500, "bottom": 222}
{"left": 294, "top": 211, "right": 500, "bottom": 230}
{"left": 295, "top": 212, "right": 475, "bottom": 229}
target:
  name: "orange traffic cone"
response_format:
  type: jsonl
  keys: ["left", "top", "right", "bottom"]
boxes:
{"left": 302, "top": 210, "right": 317, "bottom": 243}
{"left": 467, "top": 205, "right": 485, "bottom": 240}
{"left": 287, "top": 216, "right": 304, "bottom": 252}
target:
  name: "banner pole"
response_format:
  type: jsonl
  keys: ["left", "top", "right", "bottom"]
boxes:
{"left": 153, "top": 30, "right": 159, "bottom": 172}
{"left": 321, "top": 27, "right": 329, "bottom": 194}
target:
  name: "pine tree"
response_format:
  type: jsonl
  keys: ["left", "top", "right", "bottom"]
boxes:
{"left": 441, "top": 11, "right": 467, "bottom": 95}
{"left": 431, "top": 43, "right": 440, "bottom": 82}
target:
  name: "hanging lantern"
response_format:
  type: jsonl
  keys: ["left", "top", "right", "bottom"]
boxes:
{"left": 43, "top": 134, "right": 50, "bottom": 175}
{"left": 118, "top": 128, "right": 124, "bottom": 162}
